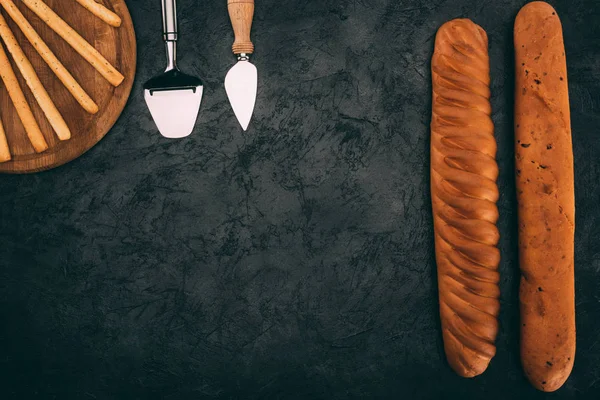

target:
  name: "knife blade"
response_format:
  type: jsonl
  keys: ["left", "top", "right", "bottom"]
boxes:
{"left": 225, "top": 0, "right": 257, "bottom": 131}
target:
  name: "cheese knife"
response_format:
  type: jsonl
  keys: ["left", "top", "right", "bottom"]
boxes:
{"left": 225, "top": 0, "right": 257, "bottom": 131}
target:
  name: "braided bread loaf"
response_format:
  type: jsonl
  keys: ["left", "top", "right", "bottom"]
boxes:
{"left": 430, "top": 19, "right": 501, "bottom": 377}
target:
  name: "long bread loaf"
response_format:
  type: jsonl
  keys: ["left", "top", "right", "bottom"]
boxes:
{"left": 514, "top": 2, "right": 575, "bottom": 392}
{"left": 431, "top": 19, "right": 501, "bottom": 377}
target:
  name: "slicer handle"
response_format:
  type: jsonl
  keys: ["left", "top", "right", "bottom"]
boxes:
{"left": 161, "top": 0, "right": 178, "bottom": 71}
{"left": 161, "top": 0, "right": 178, "bottom": 42}
{"left": 228, "top": 0, "right": 254, "bottom": 55}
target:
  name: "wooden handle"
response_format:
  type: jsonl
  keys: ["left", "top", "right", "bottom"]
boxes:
{"left": 228, "top": 0, "right": 254, "bottom": 54}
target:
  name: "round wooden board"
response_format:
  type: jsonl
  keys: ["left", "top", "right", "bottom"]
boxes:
{"left": 0, "top": 0, "right": 136, "bottom": 174}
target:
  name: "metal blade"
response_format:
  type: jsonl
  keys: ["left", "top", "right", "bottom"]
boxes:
{"left": 144, "top": 86, "right": 203, "bottom": 139}
{"left": 225, "top": 60, "right": 257, "bottom": 131}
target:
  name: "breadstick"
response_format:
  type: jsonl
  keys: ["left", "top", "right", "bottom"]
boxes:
{"left": 0, "top": 0, "right": 98, "bottom": 114}
{"left": 0, "top": 117, "right": 11, "bottom": 162}
{"left": 0, "top": 43, "right": 47, "bottom": 153}
{"left": 75, "top": 0, "right": 121, "bottom": 27}
{"left": 21, "top": 0, "right": 124, "bottom": 87}
{"left": 0, "top": 13, "right": 70, "bottom": 140}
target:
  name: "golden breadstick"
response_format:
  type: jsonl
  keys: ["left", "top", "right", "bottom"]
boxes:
{"left": 75, "top": 0, "right": 121, "bottom": 27}
{"left": 21, "top": 0, "right": 124, "bottom": 87}
{"left": 1, "top": 0, "right": 98, "bottom": 114}
{"left": 0, "top": 117, "right": 11, "bottom": 162}
{"left": 0, "top": 43, "right": 48, "bottom": 153}
{"left": 0, "top": 13, "right": 70, "bottom": 140}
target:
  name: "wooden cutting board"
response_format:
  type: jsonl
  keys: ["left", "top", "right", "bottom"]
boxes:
{"left": 0, "top": 0, "right": 136, "bottom": 174}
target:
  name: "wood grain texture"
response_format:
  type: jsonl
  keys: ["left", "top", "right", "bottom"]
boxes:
{"left": 514, "top": 1, "right": 575, "bottom": 392}
{"left": 0, "top": 33, "right": 47, "bottom": 153}
{"left": 0, "top": 10, "right": 71, "bottom": 141}
{"left": 228, "top": 0, "right": 254, "bottom": 54}
{"left": 1, "top": 0, "right": 99, "bottom": 114}
{"left": 21, "top": 0, "right": 125, "bottom": 87}
{"left": 75, "top": 0, "right": 122, "bottom": 27}
{"left": 431, "top": 19, "right": 501, "bottom": 378}
{"left": 0, "top": 0, "right": 135, "bottom": 173}
{"left": 0, "top": 117, "right": 10, "bottom": 162}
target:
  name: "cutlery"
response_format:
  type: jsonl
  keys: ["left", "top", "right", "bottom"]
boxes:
{"left": 225, "top": 0, "right": 257, "bottom": 131}
{"left": 144, "top": 0, "right": 203, "bottom": 139}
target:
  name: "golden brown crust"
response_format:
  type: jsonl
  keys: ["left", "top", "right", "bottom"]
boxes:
{"left": 431, "top": 19, "right": 500, "bottom": 378}
{"left": 0, "top": 118, "right": 10, "bottom": 163}
{"left": 514, "top": 2, "right": 575, "bottom": 392}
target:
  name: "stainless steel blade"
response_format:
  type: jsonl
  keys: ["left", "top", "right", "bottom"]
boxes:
{"left": 144, "top": 86, "right": 203, "bottom": 139}
{"left": 225, "top": 60, "right": 257, "bottom": 131}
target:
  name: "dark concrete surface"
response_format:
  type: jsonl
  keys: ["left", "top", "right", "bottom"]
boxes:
{"left": 1, "top": 0, "right": 599, "bottom": 398}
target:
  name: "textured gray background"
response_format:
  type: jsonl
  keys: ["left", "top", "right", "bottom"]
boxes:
{"left": 1, "top": 0, "right": 600, "bottom": 399}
